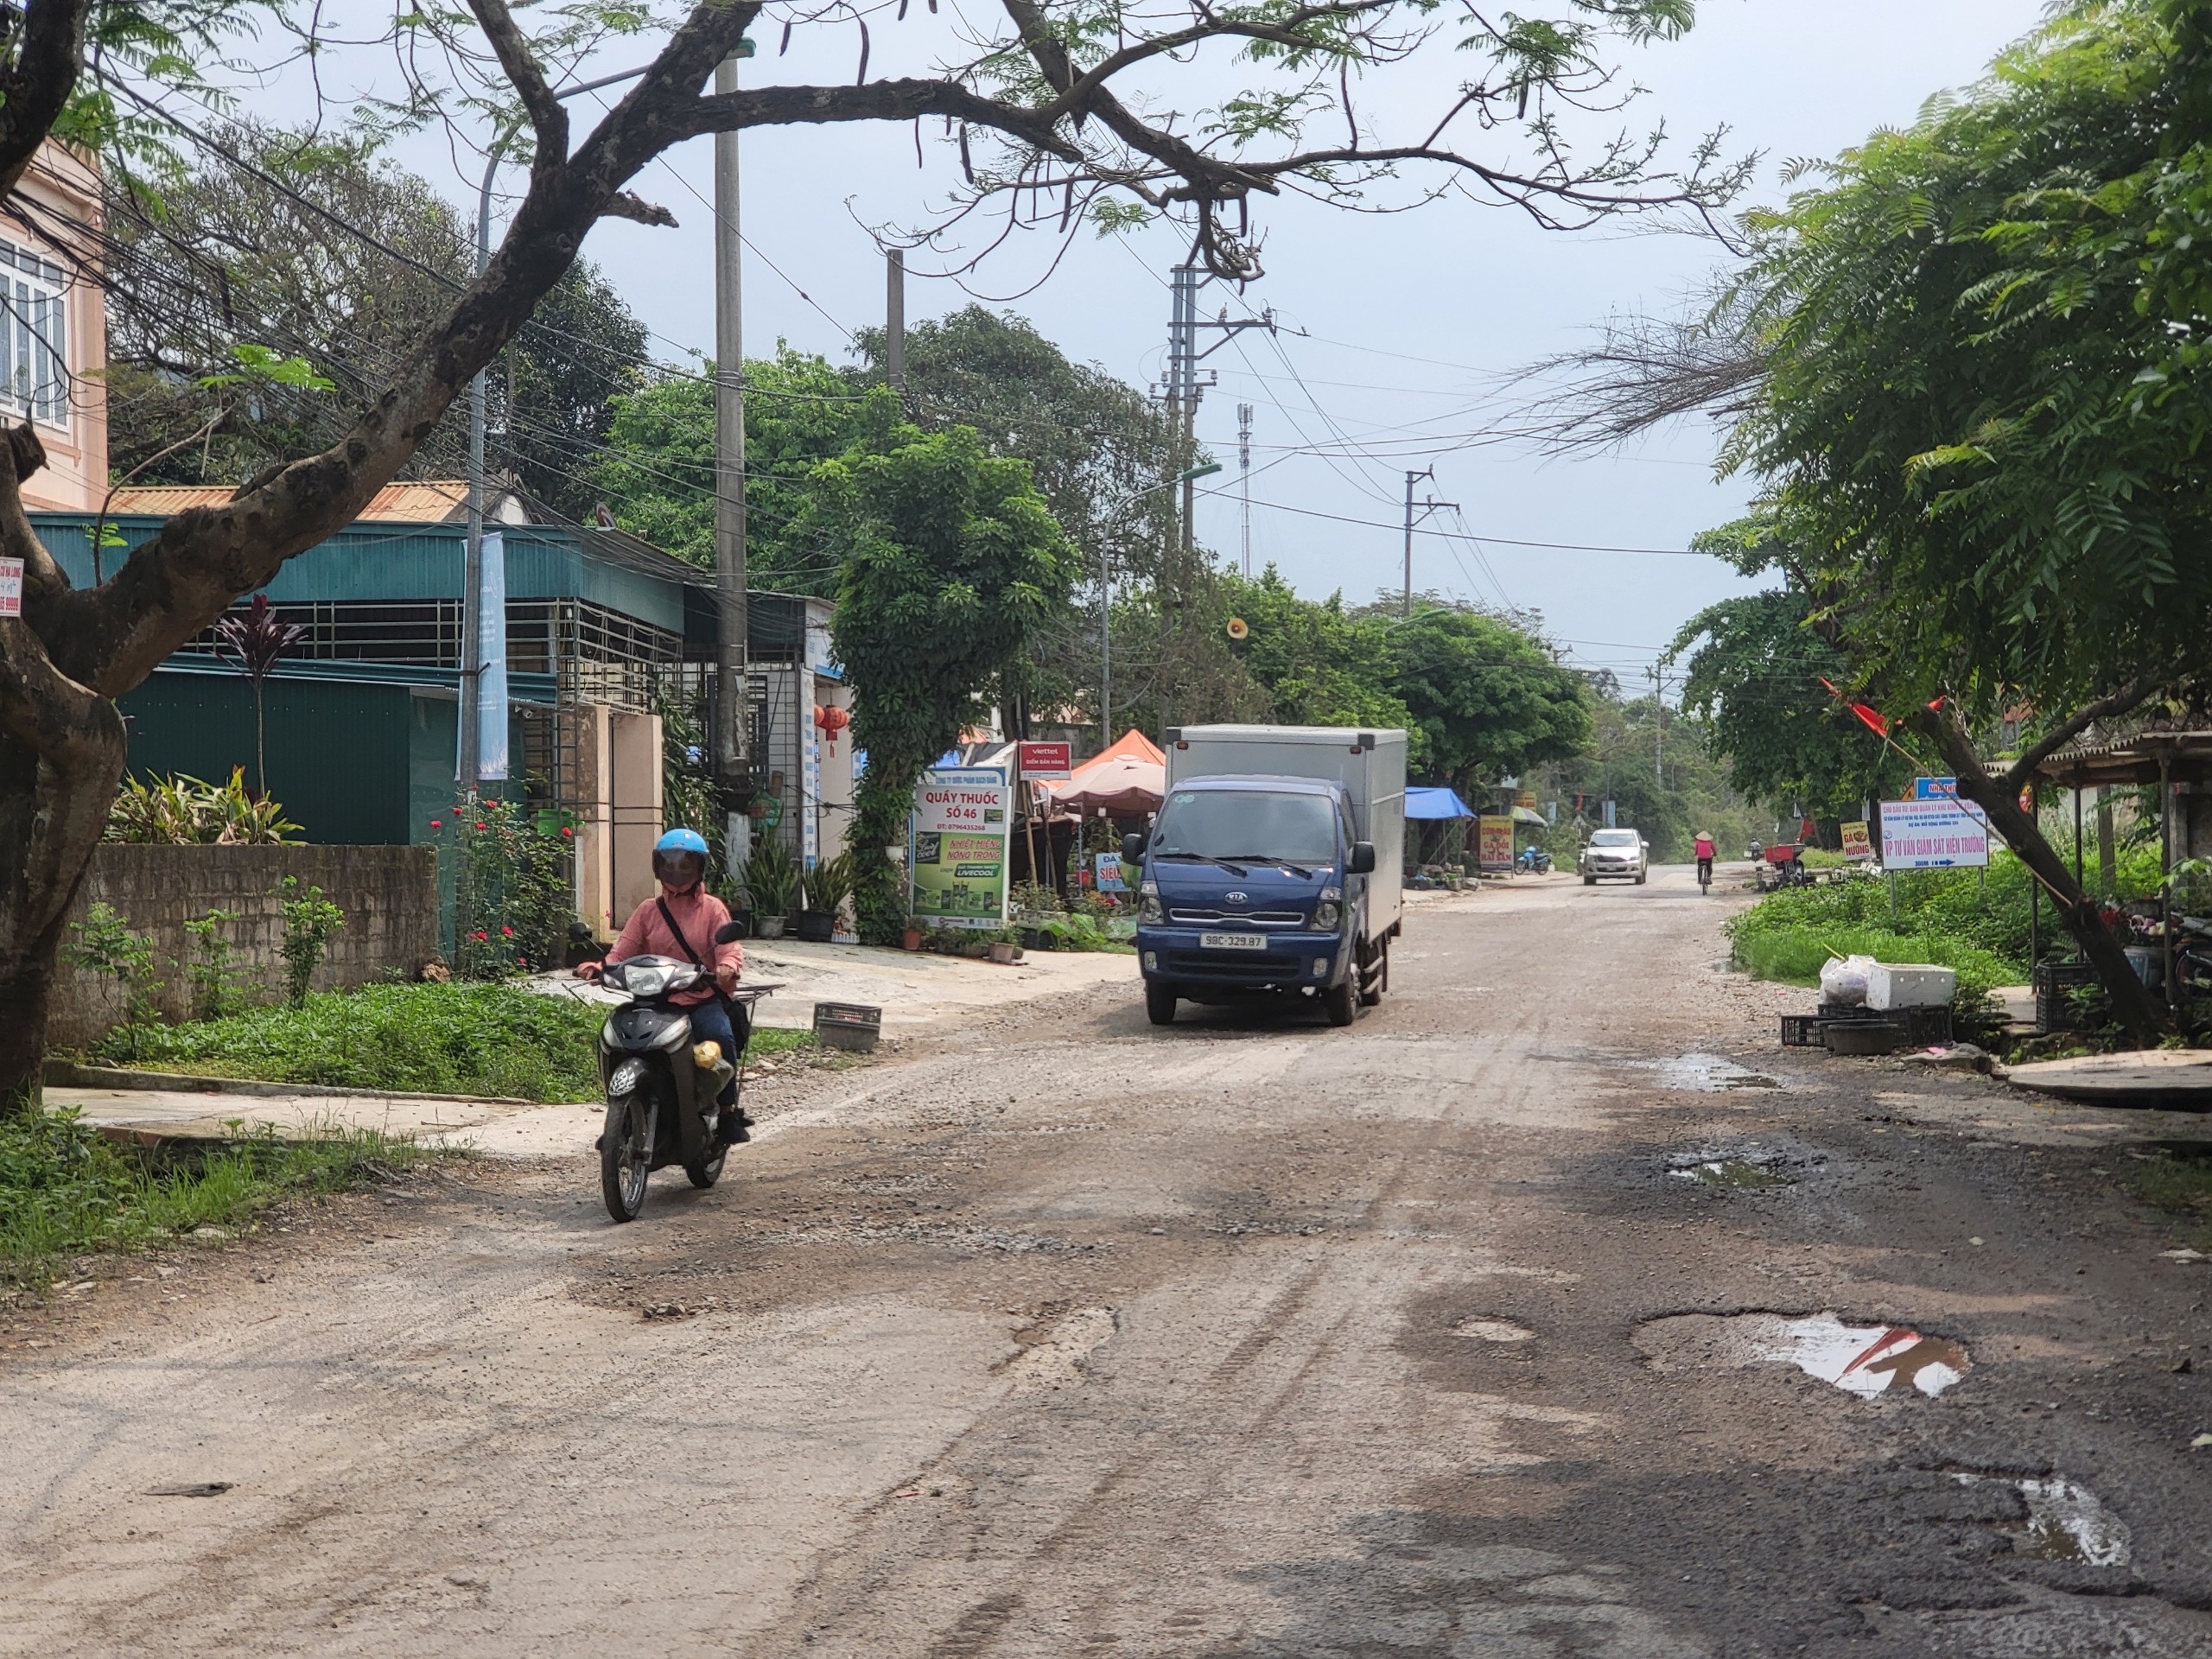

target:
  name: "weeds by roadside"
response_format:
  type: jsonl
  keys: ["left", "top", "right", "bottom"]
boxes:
{"left": 0, "top": 1108, "right": 440, "bottom": 1292}
{"left": 2128, "top": 1143, "right": 2212, "bottom": 1254}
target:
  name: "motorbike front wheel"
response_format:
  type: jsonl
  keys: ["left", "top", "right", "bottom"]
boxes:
{"left": 601, "top": 1091, "right": 654, "bottom": 1222}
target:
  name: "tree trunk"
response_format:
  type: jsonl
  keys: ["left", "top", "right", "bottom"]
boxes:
{"left": 1920, "top": 713, "right": 2168, "bottom": 1046}
{"left": 2096, "top": 791, "right": 2116, "bottom": 896}
{"left": 0, "top": 722, "right": 126, "bottom": 1111}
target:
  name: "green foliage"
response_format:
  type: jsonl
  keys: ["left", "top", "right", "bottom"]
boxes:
{"left": 444, "top": 799, "right": 575, "bottom": 981}
{"left": 1531, "top": 688, "right": 1768, "bottom": 862}
{"left": 99, "top": 982, "right": 816, "bottom": 1103}
{"left": 106, "top": 768, "right": 302, "bottom": 844}
{"left": 1217, "top": 569, "right": 1414, "bottom": 736}
{"left": 1382, "top": 606, "right": 1592, "bottom": 788}
{"left": 740, "top": 834, "right": 800, "bottom": 919}
{"left": 803, "top": 849, "right": 860, "bottom": 922}
{"left": 1731, "top": 2, "right": 2212, "bottom": 720}
{"left": 820, "top": 424, "right": 1076, "bottom": 942}
{"left": 273, "top": 877, "right": 344, "bottom": 1007}
{"left": 0, "top": 1106, "right": 435, "bottom": 1290}
{"left": 1726, "top": 918, "right": 2016, "bottom": 1010}
{"left": 179, "top": 908, "right": 251, "bottom": 1021}
{"left": 64, "top": 903, "right": 162, "bottom": 1061}
{"left": 595, "top": 348, "right": 898, "bottom": 580}
{"left": 1668, "top": 517, "right": 1915, "bottom": 817}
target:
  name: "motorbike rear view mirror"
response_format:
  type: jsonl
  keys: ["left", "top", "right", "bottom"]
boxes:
{"left": 1120, "top": 832, "right": 1147, "bottom": 862}
{"left": 1348, "top": 841, "right": 1377, "bottom": 875}
{"left": 713, "top": 920, "right": 746, "bottom": 945}
{"left": 568, "top": 921, "right": 593, "bottom": 942}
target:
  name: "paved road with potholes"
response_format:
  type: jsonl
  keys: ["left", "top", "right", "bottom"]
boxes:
{"left": 4, "top": 868, "right": 2212, "bottom": 1656}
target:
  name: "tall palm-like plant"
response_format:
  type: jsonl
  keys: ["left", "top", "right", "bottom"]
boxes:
{"left": 213, "top": 595, "right": 308, "bottom": 797}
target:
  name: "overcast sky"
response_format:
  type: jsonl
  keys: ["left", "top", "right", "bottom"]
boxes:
{"left": 378, "top": 1, "right": 2051, "bottom": 693}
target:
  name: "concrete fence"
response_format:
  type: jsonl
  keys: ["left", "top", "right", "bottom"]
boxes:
{"left": 47, "top": 844, "right": 440, "bottom": 1050}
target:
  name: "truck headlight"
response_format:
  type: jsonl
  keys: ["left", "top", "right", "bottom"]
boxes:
{"left": 1138, "top": 883, "right": 1164, "bottom": 925}
{"left": 1312, "top": 900, "right": 1340, "bottom": 930}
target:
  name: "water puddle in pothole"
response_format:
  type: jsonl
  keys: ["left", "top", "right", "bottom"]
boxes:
{"left": 1636, "top": 1312, "right": 1969, "bottom": 1399}
{"left": 1948, "top": 1473, "right": 2130, "bottom": 1566}
{"left": 1669, "top": 1158, "right": 1792, "bottom": 1189}
{"left": 1643, "top": 1052, "right": 1783, "bottom": 1091}
{"left": 1453, "top": 1318, "right": 1535, "bottom": 1343}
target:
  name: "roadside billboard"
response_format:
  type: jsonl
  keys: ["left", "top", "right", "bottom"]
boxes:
{"left": 1879, "top": 796, "right": 1990, "bottom": 869}
{"left": 1094, "top": 852, "right": 1127, "bottom": 892}
{"left": 1018, "top": 741, "right": 1072, "bottom": 780}
{"left": 1478, "top": 815, "right": 1514, "bottom": 871}
{"left": 1840, "top": 821, "right": 1874, "bottom": 861}
{"left": 910, "top": 767, "right": 1010, "bottom": 929}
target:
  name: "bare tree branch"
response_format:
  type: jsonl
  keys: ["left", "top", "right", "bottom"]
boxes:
{"left": 2002, "top": 682, "right": 2157, "bottom": 793}
{"left": 466, "top": 0, "right": 571, "bottom": 169}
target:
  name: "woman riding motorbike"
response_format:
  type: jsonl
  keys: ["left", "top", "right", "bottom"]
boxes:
{"left": 578, "top": 827, "right": 753, "bottom": 1143}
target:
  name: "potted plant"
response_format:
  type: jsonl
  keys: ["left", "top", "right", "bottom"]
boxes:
{"left": 797, "top": 849, "right": 856, "bottom": 944}
{"left": 902, "top": 922, "right": 925, "bottom": 951}
{"left": 741, "top": 836, "right": 798, "bottom": 939}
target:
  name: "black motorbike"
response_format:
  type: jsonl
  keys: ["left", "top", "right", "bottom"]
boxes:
{"left": 588, "top": 919, "right": 770, "bottom": 1222}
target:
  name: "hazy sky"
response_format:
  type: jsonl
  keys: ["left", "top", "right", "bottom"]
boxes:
{"left": 381, "top": 1, "right": 2052, "bottom": 691}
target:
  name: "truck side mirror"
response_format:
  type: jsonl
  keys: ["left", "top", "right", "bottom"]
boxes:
{"left": 1120, "top": 832, "right": 1147, "bottom": 863}
{"left": 1348, "top": 841, "right": 1376, "bottom": 875}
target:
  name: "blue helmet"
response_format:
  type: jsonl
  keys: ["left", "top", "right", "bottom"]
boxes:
{"left": 655, "top": 827, "right": 709, "bottom": 856}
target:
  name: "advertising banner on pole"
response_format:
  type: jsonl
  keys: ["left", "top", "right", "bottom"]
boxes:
{"left": 1880, "top": 797, "right": 1990, "bottom": 869}
{"left": 1840, "top": 821, "right": 1874, "bottom": 861}
{"left": 1094, "top": 852, "right": 1127, "bottom": 893}
{"left": 0, "top": 556, "right": 22, "bottom": 618}
{"left": 1018, "top": 741, "right": 1072, "bottom": 780}
{"left": 1477, "top": 815, "right": 1514, "bottom": 871}
{"left": 909, "top": 767, "right": 1010, "bottom": 929}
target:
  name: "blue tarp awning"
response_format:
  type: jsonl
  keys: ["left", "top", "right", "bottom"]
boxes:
{"left": 1406, "top": 786, "right": 1477, "bottom": 821}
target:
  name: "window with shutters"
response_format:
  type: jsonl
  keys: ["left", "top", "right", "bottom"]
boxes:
{"left": 0, "top": 236, "right": 69, "bottom": 429}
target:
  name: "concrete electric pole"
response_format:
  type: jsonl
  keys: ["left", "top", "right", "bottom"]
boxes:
{"left": 1160, "top": 264, "right": 1273, "bottom": 572}
{"left": 1400, "top": 468, "right": 1457, "bottom": 619}
{"left": 1236, "top": 403, "right": 1253, "bottom": 579}
{"left": 886, "top": 248, "right": 906, "bottom": 397}
{"left": 714, "top": 48, "right": 753, "bottom": 862}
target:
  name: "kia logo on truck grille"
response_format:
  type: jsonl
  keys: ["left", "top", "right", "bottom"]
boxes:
{"left": 1225, "top": 890, "right": 1248, "bottom": 903}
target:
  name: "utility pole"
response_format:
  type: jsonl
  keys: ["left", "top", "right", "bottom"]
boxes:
{"left": 714, "top": 48, "right": 753, "bottom": 861}
{"left": 886, "top": 248, "right": 906, "bottom": 397}
{"left": 1236, "top": 403, "right": 1253, "bottom": 579}
{"left": 459, "top": 147, "right": 498, "bottom": 792}
{"left": 1159, "top": 261, "right": 1273, "bottom": 575}
{"left": 1401, "top": 467, "right": 1457, "bottom": 618}
{"left": 1651, "top": 664, "right": 1664, "bottom": 785}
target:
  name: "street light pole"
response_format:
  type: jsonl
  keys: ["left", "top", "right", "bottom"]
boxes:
{"left": 714, "top": 48, "right": 754, "bottom": 864}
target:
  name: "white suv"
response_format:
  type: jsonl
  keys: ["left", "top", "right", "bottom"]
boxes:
{"left": 1580, "top": 828, "right": 1648, "bottom": 886}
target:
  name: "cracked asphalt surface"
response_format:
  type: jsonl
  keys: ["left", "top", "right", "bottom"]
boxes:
{"left": 4, "top": 868, "right": 2212, "bottom": 1656}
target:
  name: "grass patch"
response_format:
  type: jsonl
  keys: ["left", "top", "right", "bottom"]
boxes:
{"left": 99, "top": 982, "right": 613, "bottom": 1102}
{"left": 93, "top": 982, "right": 823, "bottom": 1103}
{"left": 0, "top": 1107, "right": 436, "bottom": 1290}
{"left": 1728, "top": 922, "right": 2017, "bottom": 1008}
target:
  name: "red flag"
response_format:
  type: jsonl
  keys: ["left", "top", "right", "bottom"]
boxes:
{"left": 1848, "top": 702, "right": 1890, "bottom": 737}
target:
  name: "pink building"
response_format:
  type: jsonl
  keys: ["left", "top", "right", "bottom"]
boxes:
{"left": 5, "top": 142, "right": 107, "bottom": 512}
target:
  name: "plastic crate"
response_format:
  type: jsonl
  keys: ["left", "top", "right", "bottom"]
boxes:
{"left": 2032, "top": 960, "right": 2100, "bottom": 1033}
{"left": 1821, "top": 1002, "right": 1953, "bottom": 1046}
{"left": 1781, "top": 1014, "right": 1826, "bottom": 1047}
{"left": 812, "top": 1001, "right": 882, "bottom": 1052}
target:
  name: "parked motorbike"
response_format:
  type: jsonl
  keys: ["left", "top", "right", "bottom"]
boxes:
{"left": 1516, "top": 845, "right": 1554, "bottom": 874}
{"left": 589, "top": 918, "right": 771, "bottom": 1223}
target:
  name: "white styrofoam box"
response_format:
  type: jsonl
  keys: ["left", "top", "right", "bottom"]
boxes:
{"left": 1866, "top": 963, "right": 1957, "bottom": 1010}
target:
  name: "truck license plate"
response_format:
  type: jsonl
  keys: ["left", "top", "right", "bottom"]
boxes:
{"left": 1200, "top": 932, "right": 1266, "bottom": 950}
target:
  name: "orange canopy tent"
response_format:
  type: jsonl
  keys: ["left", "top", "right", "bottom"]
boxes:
{"left": 1040, "top": 729, "right": 1166, "bottom": 815}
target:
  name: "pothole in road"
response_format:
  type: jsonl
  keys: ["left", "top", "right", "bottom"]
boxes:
{"left": 1001, "top": 1306, "right": 1117, "bottom": 1393}
{"left": 1643, "top": 1052, "right": 1783, "bottom": 1091}
{"left": 1453, "top": 1318, "right": 1535, "bottom": 1343}
{"left": 1668, "top": 1153, "right": 1794, "bottom": 1189}
{"left": 1948, "top": 1472, "right": 2132, "bottom": 1566}
{"left": 1637, "top": 1312, "right": 1970, "bottom": 1399}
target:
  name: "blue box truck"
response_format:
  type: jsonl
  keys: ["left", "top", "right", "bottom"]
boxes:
{"left": 1125, "top": 724, "right": 1407, "bottom": 1027}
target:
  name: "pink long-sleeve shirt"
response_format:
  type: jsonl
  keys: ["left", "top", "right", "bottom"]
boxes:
{"left": 606, "top": 886, "right": 742, "bottom": 1005}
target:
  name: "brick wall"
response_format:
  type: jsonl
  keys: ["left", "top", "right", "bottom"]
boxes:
{"left": 48, "top": 845, "right": 439, "bottom": 1050}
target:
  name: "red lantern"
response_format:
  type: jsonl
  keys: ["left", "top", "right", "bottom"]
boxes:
{"left": 814, "top": 702, "right": 851, "bottom": 753}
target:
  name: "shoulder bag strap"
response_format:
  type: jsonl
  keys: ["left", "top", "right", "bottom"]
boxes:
{"left": 655, "top": 896, "right": 709, "bottom": 970}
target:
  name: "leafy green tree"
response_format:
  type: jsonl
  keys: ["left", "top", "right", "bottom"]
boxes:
{"left": 1382, "top": 607, "right": 1592, "bottom": 792}
{"left": 594, "top": 351, "right": 897, "bottom": 584}
{"left": 1217, "top": 568, "right": 1411, "bottom": 735}
{"left": 816, "top": 426, "right": 1075, "bottom": 939}
{"left": 1721, "top": 0, "right": 2204, "bottom": 1036}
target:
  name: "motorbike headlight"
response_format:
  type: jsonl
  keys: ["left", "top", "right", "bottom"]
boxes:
{"left": 620, "top": 963, "right": 674, "bottom": 999}
{"left": 1138, "top": 882, "right": 1164, "bottom": 925}
{"left": 607, "top": 1058, "right": 647, "bottom": 1096}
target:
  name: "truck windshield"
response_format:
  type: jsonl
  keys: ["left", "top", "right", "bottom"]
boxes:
{"left": 1152, "top": 790, "right": 1338, "bottom": 865}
